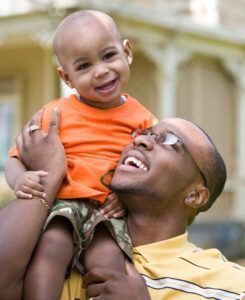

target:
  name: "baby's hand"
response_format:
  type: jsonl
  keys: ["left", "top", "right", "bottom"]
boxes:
{"left": 100, "top": 192, "right": 127, "bottom": 219}
{"left": 14, "top": 170, "right": 48, "bottom": 199}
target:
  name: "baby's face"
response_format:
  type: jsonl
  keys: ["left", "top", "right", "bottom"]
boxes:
{"left": 60, "top": 20, "right": 132, "bottom": 109}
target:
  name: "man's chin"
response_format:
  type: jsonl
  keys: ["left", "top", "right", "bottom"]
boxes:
{"left": 110, "top": 181, "right": 135, "bottom": 194}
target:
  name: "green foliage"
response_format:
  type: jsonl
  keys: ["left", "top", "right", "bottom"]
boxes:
{"left": 0, "top": 185, "right": 14, "bottom": 208}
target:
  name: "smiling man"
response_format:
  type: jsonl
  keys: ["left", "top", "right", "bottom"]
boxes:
{"left": 0, "top": 113, "right": 244, "bottom": 300}
{"left": 83, "top": 118, "right": 245, "bottom": 300}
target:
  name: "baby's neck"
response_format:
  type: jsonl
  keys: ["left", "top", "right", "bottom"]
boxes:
{"left": 79, "top": 95, "right": 126, "bottom": 109}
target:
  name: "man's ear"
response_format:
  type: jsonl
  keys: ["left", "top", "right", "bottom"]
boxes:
{"left": 123, "top": 39, "right": 133, "bottom": 65}
{"left": 184, "top": 187, "right": 210, "bottom": 209}
{"left": 57, "top": 66, "right": 74, "bottom": 89}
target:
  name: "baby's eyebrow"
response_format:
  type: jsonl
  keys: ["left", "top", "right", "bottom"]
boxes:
{"left": 73, "top": 56, "right": 87, "bottom": 65}
{"left": 100, "top": 48, "right": 118, "bottom": 57}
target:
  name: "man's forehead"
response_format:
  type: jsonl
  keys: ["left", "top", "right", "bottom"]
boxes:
{"left": 153, "top": 118, "right": 210, "bottom": 155}
{"left": 155, "top": 118, "right": 202, "bottom": 137}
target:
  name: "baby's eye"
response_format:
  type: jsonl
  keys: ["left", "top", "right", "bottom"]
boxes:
{"left": 77, "top": 62, "right": 90, "bottom": 70}
{"left": 104, "top": 51, "right": 117, "bottom": 60}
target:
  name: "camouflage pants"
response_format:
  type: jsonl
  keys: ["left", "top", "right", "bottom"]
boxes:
{"left": 44, "top": 199, "right": 133, "bottom": 272}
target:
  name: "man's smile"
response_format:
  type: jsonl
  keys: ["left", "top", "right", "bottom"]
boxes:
{"left": 118, "top": 149, "right": 149, "bottom": 172}
{"left": 124, "top": 157, "right": 148, "bottom": 171}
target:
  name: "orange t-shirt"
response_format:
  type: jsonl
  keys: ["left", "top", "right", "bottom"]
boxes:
{"left": 9, "top": 94, "right": 157, "bottom": 203}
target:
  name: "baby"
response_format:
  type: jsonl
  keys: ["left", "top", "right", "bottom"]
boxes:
{"left": 5, "top": 10, "right": 157, "bottom": 299}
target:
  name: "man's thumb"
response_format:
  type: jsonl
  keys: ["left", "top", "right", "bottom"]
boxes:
{"left": 48, "top": 107, "right": 60, "bottom": 135}
{"left": 125, "top": 261, "right": 139, "bottom": 277}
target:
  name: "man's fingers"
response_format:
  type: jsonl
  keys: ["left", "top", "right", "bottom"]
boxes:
{"left": 86, "top": 282, "right": 102, "bottom": 299}
{"left": 47, "top": 107, "right": 60, "bottom": 135}
{"left": 18, "top": 109, "right": 43, "bottom": 151}
{"left": 27, "top": 109, "right": 43, "bottom": 128}
{"left": 83, "top": 268, "right": 110, "bottom": 288}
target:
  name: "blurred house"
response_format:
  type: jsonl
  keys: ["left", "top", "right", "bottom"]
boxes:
{"left": 0, "top": 0, "right": 244, "bottom": 256}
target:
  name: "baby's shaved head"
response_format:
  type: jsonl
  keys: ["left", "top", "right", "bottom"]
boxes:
{"left": 53, "top": 10, "right": 122, "bottom": 66}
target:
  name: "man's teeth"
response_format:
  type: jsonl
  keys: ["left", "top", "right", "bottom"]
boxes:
{"left": 124, "top": 157, "right": 148, "bottom": 171}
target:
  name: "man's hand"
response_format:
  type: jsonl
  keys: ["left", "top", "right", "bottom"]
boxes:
{"left": 83, "top": 261, "right": 150, "bottom": 300}
{"left": 16, "top": 108, "right": 66, "bottom": 177}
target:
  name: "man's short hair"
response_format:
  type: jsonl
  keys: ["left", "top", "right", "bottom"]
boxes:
{"left": 197, "top": 126, "right": 227, "bottom": 213}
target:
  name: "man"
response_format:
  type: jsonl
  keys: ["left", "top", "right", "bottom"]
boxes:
{"left": 80, "top": 118, "right": 245, "bottom": 300}
{"left": 0, "top": 109, "right": 244, "bottom": 300}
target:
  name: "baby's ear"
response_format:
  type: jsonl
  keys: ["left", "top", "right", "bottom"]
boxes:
{"left": 123, "top": 39, "right": 133, "bottom": 65}
{"left": 57, "top": 66, "right": 74, "bottom": 89}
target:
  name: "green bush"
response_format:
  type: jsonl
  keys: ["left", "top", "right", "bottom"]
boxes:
{"left": 0, "top": 185, "right": 14, "bottom": 208}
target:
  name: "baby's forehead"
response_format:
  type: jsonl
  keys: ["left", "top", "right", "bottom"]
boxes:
{"left": 57, "top": 13, "right": 121, "bottom": 46}
{"left": 53, "top": 11, "right": 122, "bottom": 63}
{"left": 63, "top": 12, "right": 115, "bottom": 32}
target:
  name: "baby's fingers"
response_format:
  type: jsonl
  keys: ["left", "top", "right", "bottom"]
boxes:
{"left": 30, "top": 170, "right": 48, "bottom": 182}
{"left": 100, "top": 200, "right": 116, "bottom": 215}
{"left": 35, "top": 170, "right": 48, "bottom": 177}
{"left": 112, "top": 207, "right": 127, "bottom": 218}
{"left": 21, "top": 181, "right": 46, "bottom": 198}
{"left": 16, "top": 190, "right": 33, "bottom": 199}
{"left": 100, "top": 202, "right": 126, "bottom": 218}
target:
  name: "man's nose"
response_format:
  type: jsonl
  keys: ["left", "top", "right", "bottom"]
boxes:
{"left": 133, "top": 134, "right": 154, "bottom": 150}
{"left": 94, "top": 63, "right": 109, "bottom": 78}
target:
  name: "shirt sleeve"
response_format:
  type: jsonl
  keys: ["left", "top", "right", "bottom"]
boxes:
{"left": 8, "top": 145, "right": 19, "bottom": 158}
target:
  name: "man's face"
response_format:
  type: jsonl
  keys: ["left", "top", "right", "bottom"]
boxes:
{"left": 111, "top": 118, "right": 209, "bottom": 202}
{"left": 58, "top": 17, "right": 132, "bottom": 109}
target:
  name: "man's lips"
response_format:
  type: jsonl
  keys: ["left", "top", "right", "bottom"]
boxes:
{"left": 124, "top": 157, "right": 148, "bottom": 171}
{"left": 119, "top": 150, "right": 149, "bottom": 172}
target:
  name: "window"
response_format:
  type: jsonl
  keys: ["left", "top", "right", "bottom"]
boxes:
{"left": 0, "top": 76, "right": 22, "bottom": 171}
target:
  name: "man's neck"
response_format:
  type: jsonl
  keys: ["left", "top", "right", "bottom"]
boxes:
{"left": 127, "top": 210, "right": 187, "bottom": 247}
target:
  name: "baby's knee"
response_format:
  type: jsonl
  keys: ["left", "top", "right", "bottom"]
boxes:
{"left": 38, "top": 225, "right": 73, "bottom": 261}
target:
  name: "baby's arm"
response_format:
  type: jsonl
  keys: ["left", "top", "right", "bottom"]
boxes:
{"left": 5, "top": 157, "right": 48, "bottom": 199}
{"left": 100, "top": 192, "right": 127, "bottom": 218}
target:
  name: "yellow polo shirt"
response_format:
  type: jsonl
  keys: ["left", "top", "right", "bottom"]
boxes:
{"left": 61, "top": 233, "right": 245, "bottom": 300}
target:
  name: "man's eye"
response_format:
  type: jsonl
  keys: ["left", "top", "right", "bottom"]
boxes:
{"left": 170, "top": 143, "right": 178, "bottom": 150}
{"left": 77, "top": 63, "right": 90, "bottom": 70}
{"left": 156, "top": 135, "right": 167, "bottom": 144}
{"left": 104, "top": 51, "right": 116, "bottom": 60}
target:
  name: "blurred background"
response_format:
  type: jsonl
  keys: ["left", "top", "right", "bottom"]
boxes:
{"left": 0, "top": 0, "right": 244, "bottom": 264}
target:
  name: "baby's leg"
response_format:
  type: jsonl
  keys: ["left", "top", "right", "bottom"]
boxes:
{"left": 83, "top": 224, "right": 127, "bottom": 274}
{"left": 23, "top": 216, "right": 74, "bottom": 300}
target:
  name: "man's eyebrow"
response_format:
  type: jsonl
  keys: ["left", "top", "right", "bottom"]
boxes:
{"left": 166, "top": 130, "right": 184, "bottom": 144}
{"left": 166, "top": 129, "right": 179, "bottom": 137}
{"left": 157, "top": 128, "right": 180, "bottom": 138}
